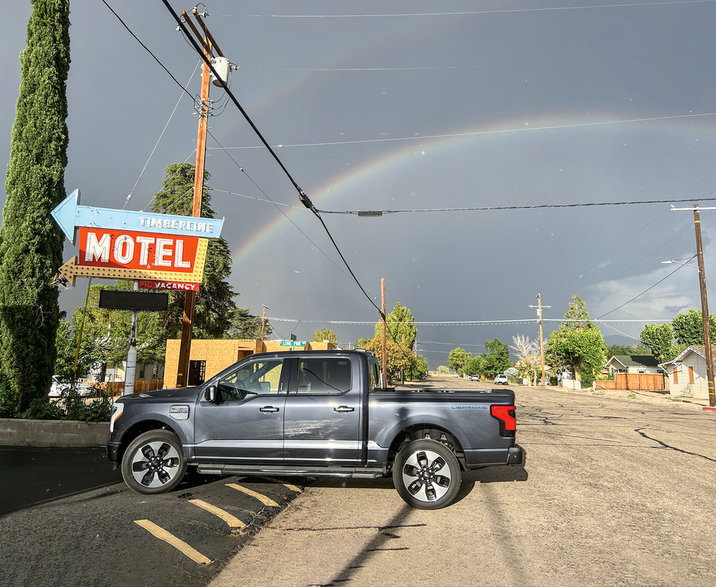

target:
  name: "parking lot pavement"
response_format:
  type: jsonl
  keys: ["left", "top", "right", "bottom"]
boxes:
{"left": 210, "top": 385, "right": 716, "bottom": 587}
{"left": 0, "top": 446, "right": 122, "bottom": 516}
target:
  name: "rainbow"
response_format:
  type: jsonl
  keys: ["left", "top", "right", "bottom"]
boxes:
{"left": 230, "top": 110, "right": 716, "bottom": 267}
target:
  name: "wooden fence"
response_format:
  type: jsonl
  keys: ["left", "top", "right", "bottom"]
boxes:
{"left": 595, "top": 373, "right": 666, "bottom": 392}
{"left": 99, "top": 379, "right": 165, "bottom": 397}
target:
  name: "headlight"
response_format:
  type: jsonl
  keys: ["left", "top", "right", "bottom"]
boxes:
{"left": 110, "top": 402, "right": 124, "bottom": 433}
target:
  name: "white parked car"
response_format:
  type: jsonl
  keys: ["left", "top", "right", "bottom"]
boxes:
{"left": 493, "top": 374, "right": 509, "bottom": 385}
{"left": 469, "top": 375, "right": 480, "bottom": 381}
{"left": 48, "top": 376, "right": 68, "bottom": 397}
{"left": 48, "top": 377, "right": 95, "bottom": 397}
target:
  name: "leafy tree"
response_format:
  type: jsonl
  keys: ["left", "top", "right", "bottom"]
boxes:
{"left": 365, "top": 302, "right": 422, "bottom": 382}
{"left": 53, "top": 320, "right": 106, "bottom": 384}
{"left": 484, "top": 338, "right": 511, "bottom": 374}
{"left": 437, "top": 365, "right": 451, "bottom": 374}
{"left": 546, "top": 295, "right": 606, "bottom": 386}
{"left": 363, "top": 338, "right": 418, "bottom": 383}
{"left": 354, "top": 337, "right": 372, "bottom": 349}
{"left": 640, "top": 323, "right": 679, "bottom": 364}
{"left": 463, "top": 354, "right": 487, "bottom": 377}
{"left": 312, "top": 328, "right": 338, "bottom": 346}
{"left": 606, "top": 343, "right": 651, "bottom": 357}
{"left": 226, "top": 308, "right": 271, "bottom": 339}
{"left": 448, "top": 347, "right": 472, "bottom": 375}
{"left": 71, "top": 282, "right": 167, "bottom": 368}
{"left": 562, "top": 294, "right": 594, "bottom": 330}
{"left": 151, "top": 163, "right": 259, "bottom": 340}
{"left": 671, "top": 309, "right": 716, "bottom": 346}
{"left": 374, "top": 302, "right": 417, "bottom": 350}
{"left": 0, "top": 1, "right": 70, "bottom": 416}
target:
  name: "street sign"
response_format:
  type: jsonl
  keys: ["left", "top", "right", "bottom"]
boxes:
{"left": 138, "top": 280, "right": 200, "bottom": 292}
{"left": 51, "top": 189, "right": 224, "bottom": 244}
{"left": 99, "top": 290, "right": 169, "bottom": 311}
{"left": 279, "top": 340, "right": 307, "bottom": 347}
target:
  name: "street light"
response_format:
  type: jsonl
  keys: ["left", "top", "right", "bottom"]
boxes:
{"left": 660, "top": 250, "right": 716, "bottom": 408}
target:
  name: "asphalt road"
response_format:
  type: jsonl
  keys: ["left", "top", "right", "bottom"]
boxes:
{"left": 0, "top": 460, "right": 302, "bottom": 587}
{"left": 211, "top": 380, "right": 716, "bottom": 587}
{"left": 2, "top": 380, "right": 713, "bottom": 587}
{"left": 0, "top": 446, "right": 122, "bottom": 516}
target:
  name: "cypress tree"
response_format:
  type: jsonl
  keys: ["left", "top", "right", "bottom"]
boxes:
{"left": 0, "top": 0, "right": 70, "bottom": 415}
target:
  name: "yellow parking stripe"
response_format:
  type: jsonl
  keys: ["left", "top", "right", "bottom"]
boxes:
{"left": 226, "top": 482, "right": 279, "bottom": 507}
{"left": 257, "top": 476, "right": 303, "bottom": 493}
{"left": 134, "top": 519, "right": 211, "bottom": 565}
{"left": 188, "top": 499, "right": 246, "bottom": 528}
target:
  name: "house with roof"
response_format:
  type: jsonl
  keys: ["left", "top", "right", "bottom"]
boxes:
{"left": 604, "top": 355, "right": 662, "bottom": 376}
{"left": 659, "top": 346, "right": 711, "bottom": 399}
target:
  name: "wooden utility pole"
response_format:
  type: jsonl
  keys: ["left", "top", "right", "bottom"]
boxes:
{"left": 671, "top": 204, "right": 716, "bottom": 408}
{"left": 381, "top": 278, "right": 388, "bottom": 388}
{"left": 529, "top": 293, "right": 550, "bottom": 387}
{"left": 260, "top": 305, "right": 269, "bottom": 341}
{"left": 693, "top": 207, "right": 716, "bottom": 407}
{"left": 176, "top": 8, "right": 216, "bottom": 387}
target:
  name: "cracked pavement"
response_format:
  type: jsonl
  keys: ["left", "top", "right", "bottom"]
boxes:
{"left": 211, "top": 379, "right": 715, "bottom": 587}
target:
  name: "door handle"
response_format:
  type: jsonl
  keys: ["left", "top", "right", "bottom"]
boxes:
{"left": 334, "top": 405, "right": 355, "bottom": 413}
{"left": 259, "top": 406, "right": 280, "bottom": 413}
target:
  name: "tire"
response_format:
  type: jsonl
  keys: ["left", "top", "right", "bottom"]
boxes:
{"left": 121, "top": 430, "right": 187, "bottom": 495}
{"left": 392, "top": 439, "right": 462, "bottom": 509}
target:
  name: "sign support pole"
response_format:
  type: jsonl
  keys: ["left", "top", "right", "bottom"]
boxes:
{"left": 124, "top": 280, "right": 140, "bottom": 395}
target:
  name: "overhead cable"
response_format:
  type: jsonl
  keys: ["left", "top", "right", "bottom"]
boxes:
{"left": 254, "top": 1, "right": 716, "bottom": 18}
{"left": 318, "top": 196, "right": 716, "bottom": 216}
{"left": 596, "top": 256, "right": 695, "bottom": 319}
{"left": 208, "top": 111, "right": 716, "bottom": 151}
{"left": 162, "top": 0, "right": 384, "bottom": 317}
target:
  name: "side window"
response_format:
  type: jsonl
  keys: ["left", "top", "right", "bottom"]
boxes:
{"left": 368, "top": 359, "right": 380, "bottom": 392}
{"left": 217, "top": 359, "right": 284, "bottom": 402}
{"left": 297, "top": 358, "right": 352, "bottom": 395}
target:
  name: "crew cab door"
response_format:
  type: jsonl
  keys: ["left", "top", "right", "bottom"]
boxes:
{"left": 193, "top": 357, "right": 288, "bottom": 463}
{"left": 282, "top": 355, "right": 363, "bottom": 465}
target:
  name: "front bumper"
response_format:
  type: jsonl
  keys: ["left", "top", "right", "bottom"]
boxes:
{"left": 106, "top": 441, "right": 120, "bottom": 464}
{"left": 507, "top": 444, "right": 525, "bottom": 465}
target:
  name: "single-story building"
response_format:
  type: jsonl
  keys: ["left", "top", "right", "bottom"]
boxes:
{"left": 604, "top": 355, "right": 662, "bottom": 376}
{"left": 659, "top": 346, "right": 711, "bottom": 399}
{"left": 163, "top": 338, "right": 335, "bottom": 387}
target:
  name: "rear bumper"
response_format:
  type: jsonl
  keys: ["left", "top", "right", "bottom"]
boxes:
{"left": 507, "top": 444, "right": 525, "bottom": 465}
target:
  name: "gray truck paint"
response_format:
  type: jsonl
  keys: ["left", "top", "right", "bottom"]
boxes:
{"left": 108, "top": 350, "right": 522, "bottom": 476}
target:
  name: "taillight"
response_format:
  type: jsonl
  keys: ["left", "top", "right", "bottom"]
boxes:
{"left": 490, "top": 404, "right": 516, "bottom": 436}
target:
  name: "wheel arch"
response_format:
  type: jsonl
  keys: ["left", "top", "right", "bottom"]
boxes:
{"left": 387, "top": 424, "right": 465, "bottom": 469}
{"left": 116, "top": 420, "right": 182, "bottom": 464}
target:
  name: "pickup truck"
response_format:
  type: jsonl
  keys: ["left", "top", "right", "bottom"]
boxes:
{"left": 107, "top": 349, "right": 524, "bottom": 509}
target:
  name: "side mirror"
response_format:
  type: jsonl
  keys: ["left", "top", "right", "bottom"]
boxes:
{"left": 206, "top": 385, "right": 219, "bottom": 404}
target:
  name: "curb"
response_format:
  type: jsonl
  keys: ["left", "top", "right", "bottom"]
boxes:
{"left": 0, "top": 418, "right": 108, "bottom": 447}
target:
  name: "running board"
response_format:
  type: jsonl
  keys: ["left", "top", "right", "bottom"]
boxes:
{"left": 195, "top": 464, "right": 385, "bottom": 479}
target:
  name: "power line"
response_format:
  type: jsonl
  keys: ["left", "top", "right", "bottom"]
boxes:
{"left": 162, "top": 1, "right": 385, "bottom": 318}
{"left": 206, "top": 130, "right": 350, "bottom": 277}
{"left": 124, "top": 61, "right": 201, "bottom": 209}
{"left": 318, "top": 195, "right": 716, "bottom": 216}
{"left": 251, "top": 1, "right": 716, "bottom": 18}
{"left": 100, "top": 0, "right": 197, "bottom": 104}
{"left": 208, "top": 111, "right": 716, "bottom": 151}
{"left": 596, "top": 256, "right": 695, "bottom": 318}
{"left": 267, "top": 317, "right": 670, "bottom": 325}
